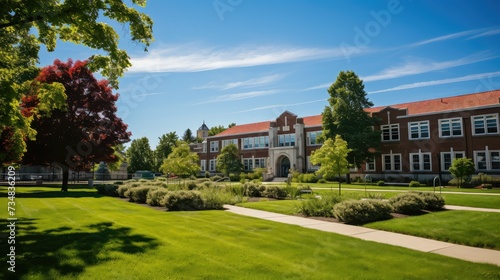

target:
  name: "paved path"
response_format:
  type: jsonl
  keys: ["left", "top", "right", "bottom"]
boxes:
{"left": 310, "top": 187, "right": 500, "bottom": 196}
{"left": 224, "top": 204, "right": 500, "bottom": 267}
{"left": 445, "top": 205, "right": 500, "bottom": 212}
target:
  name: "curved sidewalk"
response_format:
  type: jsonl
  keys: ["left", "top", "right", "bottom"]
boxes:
{"left": 224, "top": 205, "right": 500, "bottom": 267}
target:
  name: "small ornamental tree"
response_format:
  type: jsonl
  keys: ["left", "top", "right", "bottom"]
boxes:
{"left": 449, "top": 158, "right": 476, "bottom": 188}
{"left": 95, "top": 161, "right": 111, "bottom": 180}
{"left": 310, "top": 135, "right": 352, "bottom": 195}
{"left": 216, "top": 143, "right": 243, "bottom": 177}
{"left": 160, "top": 142, "right": 200, "bottom": 177}
{"left": 126, "top": 137, "right": 154, "bottom": 173}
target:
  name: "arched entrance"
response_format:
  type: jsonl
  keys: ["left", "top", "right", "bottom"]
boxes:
{"left": 279, "top": 156, "right": 291, "bottom": 177}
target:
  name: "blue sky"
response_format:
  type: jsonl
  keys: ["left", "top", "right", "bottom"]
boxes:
{"left": 38, "top": 0, "right": 500, "bottom": 148}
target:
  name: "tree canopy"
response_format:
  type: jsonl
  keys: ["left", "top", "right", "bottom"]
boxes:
{"left": 0, "top": 0, "right": 153, "bottom": 165}
{"left": 182, "top": 128, "right": 195, "bottom": 143}
{"left": 21, "top": 59, "right": 131, "bottom": 191}
{"left": 449, "top": 158, "right": 476, "bottom": 188}
{"left": 310, "top": 135, "right": 351, "bottom": 195}
{"left": 126, "top": 137, "right": 153, "bottom": 174}
{"left": 322, "top": 71, "right": 380, "bottom": 169}
{"left": 216, "top": 143, "right": 243, "bottom": 177}
{"left": 160, "top": 142, "right": 200, "bottom": 177}
{"left": 154, "top": 132, "right": 178, "bottom": 172}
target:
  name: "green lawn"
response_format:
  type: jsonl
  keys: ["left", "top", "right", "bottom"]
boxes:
{"left": 365, "top": 211, "right": 500, "bottom": 250}
{"left": 237, "top": 200, "right": 300, "bottom": 215}
{"left": 1, "top": 185, "right": 500, "bottom": 279}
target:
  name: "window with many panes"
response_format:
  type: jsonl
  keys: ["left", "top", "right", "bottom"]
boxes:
{"left": 475, "top": 150, "right": 500, "bottom": 170}
{"left": 408, "top": 121, "right": 430, "bottom": 140}
{"left": 410, "top": 152, "right": 432, "bottom": 171}
{"left": 441, "top": 151, "right": 465, "bottom": 171}
{"left": 242, "top": 136, "right": 269, "bottom": 150}
{"left": 307, "top": 131, "right": 323, "bottom": 145}
{"left": 243, "top": 159, "right": 253, "bottom": 171}
{"left": 381, "top": 124, "right": 399, "bottom": 141}
{"left": 365, "top": 157, "right": 376, "bottom": 171}
{"left": 200, "top": 160, "right": 206, "bottom": 172}
{"left": 222, "top": 139, "right": 238, "bottom": 149}
{"left": 472, "top": 114, "right": 499, "bottom": 135}
{"left": 210, "top": 141, "right": 219, "bottom": 152}
{"left": 255, "top": 158, "right": 266, "bottom": 169}
{"left": 209, "top": 159, "right": 216, "bottom": 171}
{"left": 382, "top": 154, "right": 401, "bottom": 171}
{"left": 439, "top": 118, "right": 463, "bottom": 137}
{"left": 278, "top": 134, "right": 296, "bottom": 147}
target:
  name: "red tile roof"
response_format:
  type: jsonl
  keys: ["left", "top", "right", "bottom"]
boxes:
{"left": 213, "top": 90, "right": 499, "bottom": 137}
{"left": 215, "top": 120, "right": 271, "bottom": 137}
{"left": 365, "top": 90, "right": 500, "bottom": 115}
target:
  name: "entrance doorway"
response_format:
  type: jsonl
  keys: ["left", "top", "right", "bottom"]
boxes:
{"left": 280, "top": 156, "right": 290, "bottom": 177}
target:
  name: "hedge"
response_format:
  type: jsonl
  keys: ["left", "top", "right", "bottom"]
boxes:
{"left": 333, "top": 199, "right": 393, "bottom": 225}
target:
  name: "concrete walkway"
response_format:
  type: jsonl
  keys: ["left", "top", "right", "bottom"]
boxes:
{"left": 224, "top": 205, "right": 500, "bottom": 267}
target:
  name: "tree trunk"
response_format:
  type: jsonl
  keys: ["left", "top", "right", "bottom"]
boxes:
{"left": 346, "top": 173, "right": 351, "bottom": 184}
{"left": 338, "top": 173, "right": 342, "bottom": 196}
{"left": 61, "top": 168, "right": 69, "bottom": 192}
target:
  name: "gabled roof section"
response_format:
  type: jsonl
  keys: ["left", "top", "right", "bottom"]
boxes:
{"left": 365, "top": 90, "right": 500, "bottom": 115}
{"left": 213, "top": 120, "right": 271, "bottom": 137}
{"left": 198, "top": 121, "right": 209, "bottom": 131}
{"left": 303, "top": 114, "right": 322, "bottom": 127}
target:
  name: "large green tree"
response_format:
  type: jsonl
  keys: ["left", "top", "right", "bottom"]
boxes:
{"left": 182, "top": 128, "right": 195, "bottom": 143}
{"left": 154, "top": 132, "right": 178, "bottom": 172}
{"left": 322, "top": 71, "right": 380, "bottom": 170}
{"left": 126, "top": 137, "right": 153, "bottom": 173}
{"left": 160, "top": 142, "right": 200, "bottom": 177}
{"left": 216, "top": 143, "right": 243, "bottom": 177}
{"left": 0, "top": 0, "right": 153, "bottom": 165}
{"left": 310, "top": 135, "right": 351, "bottom": 195}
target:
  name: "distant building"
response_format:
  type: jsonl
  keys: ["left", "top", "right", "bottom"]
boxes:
{"left": 194, "top": 90, "right": 500, "bottom": 182}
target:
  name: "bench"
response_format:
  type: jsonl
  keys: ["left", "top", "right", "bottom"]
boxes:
{"left": 299, "top": 189, "right": 313, "bottom": 197}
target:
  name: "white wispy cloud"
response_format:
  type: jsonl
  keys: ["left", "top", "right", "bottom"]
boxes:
{"left": 197, "top": 89, "right": 281, "bottom": 104}
{"left": 467, "top": 28, "right": 500, "bottom": 39}
{"left": 193, "top": 74, "right": 284, "bottom": 91}
{"left": 301, "top": 82, "right": 331, "bottom": 92}
{"left": 129, "top": 44, "right": 364, "bottom": 73}
{"left": 407, "top": 28, "right": 487, "bottom": 48}
{"left": 233, "top": 99, "right": 327, "bottom": 113}
{"left": 121, "top": 92, "right": 168, "bottom": 98}
{"left": 362, "top": 51, "right": 498, "bottom": 82}
{"left": 368, "top": 71, "right": 500, "bottom": 94}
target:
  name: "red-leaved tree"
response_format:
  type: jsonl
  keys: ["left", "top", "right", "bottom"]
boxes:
{"left": 21, "top": 59, "right": 131, "bottom": 191}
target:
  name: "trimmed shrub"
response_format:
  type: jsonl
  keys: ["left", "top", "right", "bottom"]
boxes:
{"left": 125, "top": 186, "right": 158, "bottom": 203}
{"left": 229, "top": 173, "right": 240, "bottom": 182}
{"left": 333, "top": 199, "right": 393, "bottom": 225}
{"left": 416, "top": 192, "right": 445, "bottom": 211}
{"left": 113, "top": 181, "right": 124, "bottom": 185}
{"left": 261, "top": 186, "right": 287, "bottom": 199}
{"left": 186, "top": 181, "right": 197, "bottom": 190}
{"left": 298, "top": 173, "right": 319, "bottom": 183}
{"left": 244, "top": 182, "right": 264, "bottom": 197}
{"left": 318, "top": 178, "right": 327, "bottom": 184}
{"left": 95, "top": 184, "right": 119, "bottom": 196}
{"left": 210, "top": 175, "right": 223, "bottom": 182}
{"left": 409, "top": 181, "right": 421, "bottom": 188}
{"left": 376, "top": 180, "right": 385, "bottom": 186}
{"left": 117, "top": 185, "right": 133, "bottom": 198}
{"left": 200, "top": 188, "right": 225, "bottom": 210}
{"left": 162, "top": 191, "right": 205, "bottom": 211}
{"left": 297, "top": 194, "right": 343, "bottom": 217}
{"left": 389, "top": 192, "right": 426, "bottom": 214}
{"left": 146, "top": 188, "right": 170, "bottom": 206}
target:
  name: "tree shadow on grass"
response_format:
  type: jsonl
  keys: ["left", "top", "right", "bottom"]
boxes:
{"left": 15, "top": 190, "right": 104, "bottom": 199}
{"left": 1, "top": 219, "right": 160, "bottom": 279}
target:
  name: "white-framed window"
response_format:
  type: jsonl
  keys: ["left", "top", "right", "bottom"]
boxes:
{"left": 382, "top": 154, "right": 402, "bottom": 171}
{"left": 278, "top": 134, "right": 296, "bottom": 147}
{"left": 243, "top": 158, "right": 253, "bottom": 171}
{"left": 255, "top": 158, "right": 266, "bottom": 169}
{"left": 472, "top": 114, "right": 499, "bottom": 135}
{"left": 408, "top": 121, "right": 430, "bottom": 140}
{"left": 410, "top": 152, "right": 432, "bottom": 172}
{"left": 381, "top": 124, "right": 399, "bottom": 141}
{"left": 209, "top": 159, "right": 216, "bottom": 171}
{"left": 222, "top": 139, "right": 238, "bottom": 149}
{"left": 474, "top": 150, "right": 500, "bottom": 170}
{"left": 202, "top": 142, "right": 207, "bottom": 153}
{"left": 242, "top": 136, "right": 269, "bottom": 150}
{"left": 365, "top": 157, "right": 376, "bottom": 171}
{"left": 439, "top": 118, "right": 463, "bottom": 138}
{"left": 441, "top": 151, "right": 465, "bottom": 171}
{"left": 307, "top": 131, "right": 323, "bottom": 145}
{"left": 200, "top": 160, "right": 206, "bottom": 172}
{"left": 210, "top": 141, "right": 219, "bottom": 152}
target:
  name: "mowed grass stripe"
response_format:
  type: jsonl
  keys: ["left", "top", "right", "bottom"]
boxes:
{"left": 1, "top": 186, "right": 499, "bottom": 279}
